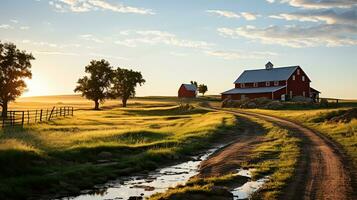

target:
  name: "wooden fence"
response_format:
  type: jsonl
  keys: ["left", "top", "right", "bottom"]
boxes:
{"left": 1, "top": 106, "right": 74, "bottom": 128}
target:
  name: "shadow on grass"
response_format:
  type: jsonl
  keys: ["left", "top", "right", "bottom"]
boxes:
{"left": 270, "top": 102, "right": 357, "bottom": 111}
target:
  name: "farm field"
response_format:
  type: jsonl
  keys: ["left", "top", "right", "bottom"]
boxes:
{"left": 0, "top": 96, "right": 238, "bottom": 199}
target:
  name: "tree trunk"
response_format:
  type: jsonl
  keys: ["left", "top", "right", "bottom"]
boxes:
{"left": 1, "top": 102, "right": 8, "bottom": 118}
{"left": 94, "top": 100, "right": 99, "bottom": 110}
{"left": 122, "top": 98, "right": 127, "bottom": 107}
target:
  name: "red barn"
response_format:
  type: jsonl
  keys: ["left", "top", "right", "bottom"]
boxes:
{"left": 178, "top": 84, "right": 197, "bottom": 98}
{"left": 221, "top": 62, "right": 320, "bottom": 101}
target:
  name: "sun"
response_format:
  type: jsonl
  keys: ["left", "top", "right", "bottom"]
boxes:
{"left": 22, "top": 79, "right": 50, "bottom": 97}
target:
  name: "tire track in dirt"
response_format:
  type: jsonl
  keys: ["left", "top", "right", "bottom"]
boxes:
{"left": 214, "top": 108, "right": 356, "bottom": 200}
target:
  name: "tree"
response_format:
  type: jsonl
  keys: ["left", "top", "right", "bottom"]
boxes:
{"left": 74, "top": 59, "right": 113, "bottom": 110}
{"left": 190, "top": 81, "right": 198, "bottom": 88}
{"left": 110, "top": 67, "right": 145, "bottom": 107}
{"left": 198, "top": 84, "right": 208, "bottom": 96}
{"left": 0, "top": 42, "right": 34, "bottom": 117}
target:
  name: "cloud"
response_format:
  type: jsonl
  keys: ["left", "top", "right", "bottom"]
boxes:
{"left": 218, "top": 24, "right": 357, "bottom": 48}
{"left": 206, "top": 10, "right": 259, "bottom": 20}
{"left": 205, "top": 50, "right": 278, "bottom": 60}
{"left": 49, "top": 0, "right": 155, "bottom": 15}
{"left": 206, "top": 10, "right": 240, "bottom": 18}
{"left": 20, "top": 26, "right": 30, "bottom": 30}
{"left": 266, "top": 0, "right": 275, "bottom": 3}
{"left": 10, "top": 19, "right": 18, "bottom": 23}
{"left": 277, "top": 0, "right": 356, "bottom": 9}
{"left": 88, "top": 53, "right": 129, "bottom": 60}
{"left": 34, "top": 51, "right": 79, "bottom": 56}
{"left": 115, "top": 30, "right": 214, "bottom": 49}
{"left": 0, "top": 24, "right": 13, "bottom": 29}
{"left": 79, "top": 34, "right": 103, "bottom": 43}
{"left": 270, "top": 9, "right": 357, "bottom": 25}
{"left": 241, "top": 12, "right": 258, "bottom": 20}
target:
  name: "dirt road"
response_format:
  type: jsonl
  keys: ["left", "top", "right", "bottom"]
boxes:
{"left": 201, "top": 108, "right": 355, "bottom": 200}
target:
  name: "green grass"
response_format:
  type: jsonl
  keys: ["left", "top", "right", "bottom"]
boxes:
{"left": 0, "top": 99, "right": 237, "bottom": 199}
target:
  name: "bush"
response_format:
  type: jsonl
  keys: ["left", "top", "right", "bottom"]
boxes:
{"left": 292, "top": 96, "right": 313, "bottom": 103}
{"left": 320, "top": 99, "right": 329, "bottom": 107}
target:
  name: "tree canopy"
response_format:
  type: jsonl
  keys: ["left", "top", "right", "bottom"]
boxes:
{"left": 198, "top": 84, "right": 208, "bottom": 96}
{"left": 0, "top": 42, "right": 34, "bottom": 117}
{"left": 74, "top": 59, "right": 113, "bottom": 110}
{"left": 110, "top": 67, "right": 145, "bottom": 107}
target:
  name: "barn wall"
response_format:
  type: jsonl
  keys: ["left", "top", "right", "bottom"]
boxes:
{"left": 273, "top": 87, "right": 287, "bottom": 100}
{"left": 178, "top": 86, "right": 196, "bottom": 98}
{"left": 287, "top": 67, "right": 311, "bottom": 98}
{"left": 235, "top": 80, "right": 286, "bottom": 88}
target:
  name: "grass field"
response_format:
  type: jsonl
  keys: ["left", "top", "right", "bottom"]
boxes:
{"left": 0, "top": 96, "right": 237, "bottom": 199}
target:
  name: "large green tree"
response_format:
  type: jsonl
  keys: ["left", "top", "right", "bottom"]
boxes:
{"left": 74, "top": 59, "right": 113, "bottom": 110}
{"left": 0, "top": 42, "right": 34, "bottom": 117}
{"left": 110, "top": 67, "right": 145, "bottom": 107}
{"left": 198, "top": 84, "right": 208, "bottom": 96}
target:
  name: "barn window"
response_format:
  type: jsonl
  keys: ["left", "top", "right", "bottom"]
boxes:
{"left": 253, "top": 82, "right": 258, "bottom": 87}
{"left": 303, "top": 91, "right": 306, "bottom": 97}
{"left": 274, "top": 81, "right": 279, "bottom": 86}
{"left": 265, "top": 81, "right": 270, "bottom": 86}
{"left": 290, "top": 91, "right": 293, "bottom": 98}
{"left": 302, "top": 76, "right": 305, "bottom": 82}
{"left": 241, "top": 83, "right": 245, "bottom": 88}
{"left": 293, "top": 75, "right": 296, "bottom": 80}
{"left": 297, "top": 69, "right": 300, "bottom": 75}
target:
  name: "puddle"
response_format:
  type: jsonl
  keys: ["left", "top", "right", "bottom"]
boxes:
{"left": 232, "top": 169, "right": 269, "bottom": 200}
{"left": 61, "top": 146, "right": 223, "bottom": 200}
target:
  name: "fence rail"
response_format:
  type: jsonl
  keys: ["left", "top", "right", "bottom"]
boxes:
{"left": 1, "top": 106, "right": 74, "bottom": 128}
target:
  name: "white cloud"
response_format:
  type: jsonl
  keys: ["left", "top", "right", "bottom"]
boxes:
{"left": 278, "top": 0, "right": 356, "bottom": 9}
{"left": 20, "top": 26, "right": 30, "bottom": 30}
{"left": 50, "top": 0, "right": 155, "bottom": 15}
{"left": 34, "top": 51, "right": 79, "bottom": 56}
{"left": 218, "top": 24, "right": 357, "bottom": 48}
{"left": 115, "top": 30, "right": 214, "bottom": 49}
{"left": 241, "top": 12, "right": 258, "bottom": 20}
{"left": 79, "top": 34, "right": 104, "bottom": 43}
{"left": 205, "top": 50, "right": 278, "bottom": 60}
{"left": 10, "top": 19, "right": 18, "bottom": 24}
{"left": 266, "top": 0, "right": 275, "bottom": 3}
{"left": 0, "top": 24, "right": 12, "bottom": 29}
{"left": 270, "top": 9, "right": 356, "bottom": 25}
{"left": 206, "top": 10, "right": 259, "bottom": 20}
{"left": 88, "top": 53, "right": 129, "bottom": 60}
{"left": 206, "top": 10, "right": 240, "bottom": 18}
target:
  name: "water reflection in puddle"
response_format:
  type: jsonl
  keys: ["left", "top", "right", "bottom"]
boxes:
{"left": 62, "top": 146, "right": 223, "bottom": 200}
{"left": 232, "top": 169, "right": 269, "bottom": 200}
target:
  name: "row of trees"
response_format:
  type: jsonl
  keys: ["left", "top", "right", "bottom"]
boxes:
{"left": 190, "top": 81, "right": 208, "bottom": 96}
{"left": 74, "top": 59, "right": 145, "bottom": 109}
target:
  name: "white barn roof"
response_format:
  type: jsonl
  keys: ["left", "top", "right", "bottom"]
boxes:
{"left": 221, "top": 85, "right": 286, "bottom": 95}
{"left": 234, "top": 66, "right": 298, "bottom": 84}
{"left": 182, "top": 84, "right": 197, "bottom": 91}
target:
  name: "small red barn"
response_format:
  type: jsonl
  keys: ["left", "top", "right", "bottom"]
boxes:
{"left": 221, "top": 62, "right": 320, "bottom": 101}
{"left": 178, "top": 84, "right": 197, "bottom": 98}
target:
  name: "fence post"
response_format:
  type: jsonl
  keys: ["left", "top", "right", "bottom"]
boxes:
{"left": 48, "top": 106, "right": 55, "bottom": 121}
{"left": 46, "top": 109, "right": 48, "bottom": 121}
{"left": 35, "top": 110, "right": 37, "bottom": 123}
{"left": 64, "top": 107, "right": 66, "bottom": 117}
{"left": 40, "top": 109, "right": 43, "bottom": 122}
{"left": 72, "top": 107, "right": 74, "bottom": 116}
{"left": 27, "top": 110, "right": 30, "bottom": 124}
{"left": 2, "top": 116, "right": 4, "bottom": 128}
{"left": 21, "top": 111, "right": 25, "bottom": 127}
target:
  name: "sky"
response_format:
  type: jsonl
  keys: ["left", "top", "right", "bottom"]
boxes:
{"left": 0, "top": 0, "right": 356, "bottom": 99}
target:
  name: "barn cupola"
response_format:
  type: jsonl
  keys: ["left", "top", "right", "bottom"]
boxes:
{"left": 265, "top": 61, "right": 273, "bottom": 70}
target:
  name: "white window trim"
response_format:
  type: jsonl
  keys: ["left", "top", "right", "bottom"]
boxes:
{"left": 274, "top": 81, "right": 279, "bottom": 86}
{"left": 290, "top": 91, "right": 293, "bottom": 98}
{"left": 293, "top": 75, "right": 296, "bottom": 81}
{"left": 266, "top": 81, "right": 270, "bottom": 86}
{"left": 297, "top": 69, "right": 300, "bottom": 75}
{"left": 253, "top": 82, "right": 258, "bottom": 87}
{"left": 241, "top": 83, "right": 245, "bottom": 88}
{"left": 303, "top": 91, "right": 306, "bottom": 97}
{"left": 302, "top": 76, "right": 305, "bottom": 82}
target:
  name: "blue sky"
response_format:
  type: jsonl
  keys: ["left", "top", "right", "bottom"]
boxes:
{"left": 0, "top": 0, "right": 356, "bottom": 98}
